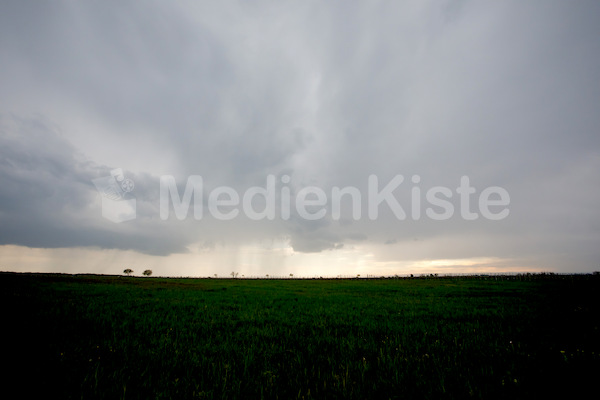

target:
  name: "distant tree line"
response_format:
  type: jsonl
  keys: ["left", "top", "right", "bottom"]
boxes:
{"left": 123, "top": 269, "right": 152, "bottom": 276}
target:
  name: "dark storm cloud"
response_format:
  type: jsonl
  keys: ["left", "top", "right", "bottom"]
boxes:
{"left": 0, "top": 114, "right": 190, "bottom": 255}
{"left": 1, "top": 1, "right": 599, "bottom": 271}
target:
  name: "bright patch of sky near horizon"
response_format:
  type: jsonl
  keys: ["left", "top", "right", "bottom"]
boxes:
{"left": 1, "top": 1, "right": 599, "bottom": 276}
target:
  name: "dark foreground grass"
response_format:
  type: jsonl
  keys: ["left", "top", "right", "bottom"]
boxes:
{"left": 1, "top": 273, "right": 599, "bottom": 399}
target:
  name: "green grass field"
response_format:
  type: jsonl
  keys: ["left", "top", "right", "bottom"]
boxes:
{"left": 1, "top": 272, "right": 599, "bottom": 399}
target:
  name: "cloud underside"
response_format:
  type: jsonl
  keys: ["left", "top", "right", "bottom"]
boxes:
{"left": 1, "top": 1, "right": 599, "bottom": 272}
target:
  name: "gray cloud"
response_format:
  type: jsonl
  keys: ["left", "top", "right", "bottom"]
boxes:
{"left": 1, "top": 1, "right": 600, "bottom": 272}
{"left": 0, "top": 114, "right": 192, "bottom": 255}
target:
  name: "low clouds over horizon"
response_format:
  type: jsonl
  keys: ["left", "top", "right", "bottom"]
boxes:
{"left": 1, "top": 1, "right": 599, "bottom": 275}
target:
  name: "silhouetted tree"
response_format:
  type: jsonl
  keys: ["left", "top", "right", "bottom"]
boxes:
{"left": 143, "top": 270, "right": 152, "bottom": 277}
{"left": 123, "top": 269, "right": 133, "bottom": 276}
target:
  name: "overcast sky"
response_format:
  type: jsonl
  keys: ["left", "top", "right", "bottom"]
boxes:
{"left": 1, "top": 1, "right": 599, "bottom": 277}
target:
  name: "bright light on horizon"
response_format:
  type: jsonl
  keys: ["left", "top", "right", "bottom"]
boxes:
{"left": 0, "top": 244, "right": 547, "bottom": 278}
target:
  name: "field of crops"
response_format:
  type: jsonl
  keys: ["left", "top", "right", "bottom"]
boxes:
{"left": 2, "top": 272, "right": 599, "bottom": 399}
